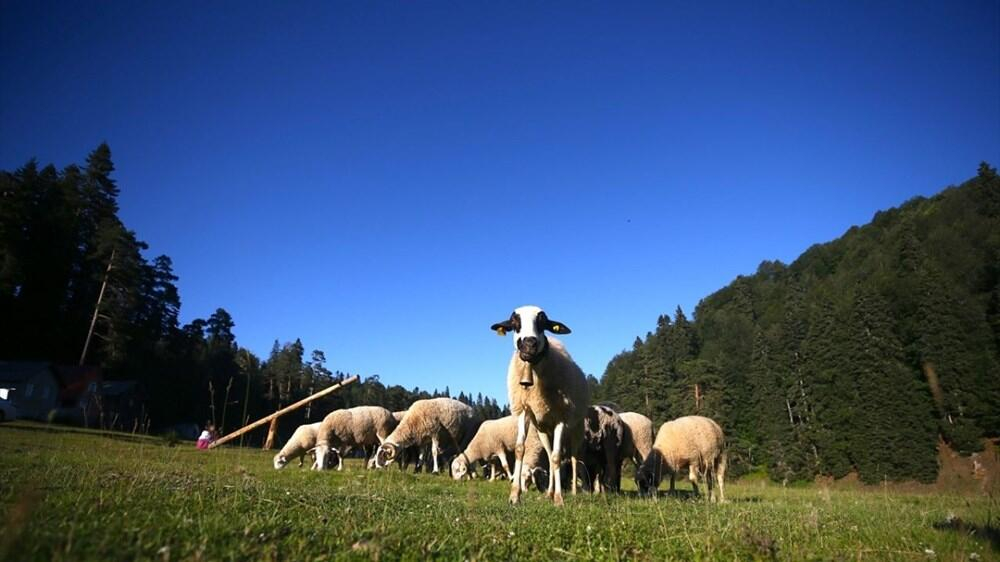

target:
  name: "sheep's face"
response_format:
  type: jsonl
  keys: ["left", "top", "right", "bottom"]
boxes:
{"left": 450, "top": 456, "right": 469, "bottom": 480}
{"left": 491, "top": 306, "right": 571, "bottom": 373}
{"left": 530, "top": 467, "right": 549, "bottom": 491}
{"left": 313, "top": 445, "right": 331, "bottom": 471}
{"left": 273, "top": 453, "right": 288, "bottom": 470}
{"left": 636, "top": 464, "right": 660, "bottom": 497}
{"left": 375, "top": 442, "right": 399, "bottom": 468}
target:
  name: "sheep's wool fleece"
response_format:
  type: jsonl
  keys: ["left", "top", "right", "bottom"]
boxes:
{"left": 278, "top": 422, "right": 322, "bottom": 458}
{"left": 386, "top": 398, "right": 475, "bottom": 448}
{"left": 506, "top": 337, "right": 589, "bottom": 433}
{"left": 619, "top": 412, "right": 655, "bottom": 461}
{"left": 464, "top": 415, "right": 518, "bottom": 462}
{"left": 319, "top": 406, "right": 395, "bottom": 447}
{"left": 652, "top": 416, "right": 725, "bottom": 471}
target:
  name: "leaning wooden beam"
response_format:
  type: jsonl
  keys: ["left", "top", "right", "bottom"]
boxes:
{"left": 209, "top": 375, "right": 359, "bottom": 449}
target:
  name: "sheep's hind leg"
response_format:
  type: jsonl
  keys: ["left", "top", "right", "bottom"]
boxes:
{"left": 716, "top": 456, "right": 727, "bottom": 504}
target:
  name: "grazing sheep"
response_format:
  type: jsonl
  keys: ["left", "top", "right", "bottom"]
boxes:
{"left": 580, "top": 405, "right": 631, "bottom": 494}
{"left": 273, "top": 422, "right": 324, "bottom": 470}
{"left": 619, "top": 412, "right": 655, "bottom": 466}
{"left": 315, "top": 406, "right": 397, "bottom": 471}
{"left": 619, "top": 411, "right": 655, "bottom": 486}
{"left": 388, "top": 411, "right": 425, "bottom": 472}
{"left": 518, "top": 425, "right": 550, "bottom": 490}
{"left": 636, "top": 415, "right": 727, "bottom": 503}
{"left": 375, "top": 398, "right": 480, "bottom": 473}
{"left": 491, "top": 305, "right": 590, "bottom": 506}
{"left": 451, "top": 416, "right": 519, "bottom": 480}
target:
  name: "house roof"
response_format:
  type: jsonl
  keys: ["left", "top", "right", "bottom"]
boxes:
{"left": 0, "top": 361, "right": 55, "bottom": 384}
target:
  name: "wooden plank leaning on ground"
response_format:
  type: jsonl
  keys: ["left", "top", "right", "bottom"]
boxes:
{"left": 209, "top": 375, "right": 360, "bottom": 449}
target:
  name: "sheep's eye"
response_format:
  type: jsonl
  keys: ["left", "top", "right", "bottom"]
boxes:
{"left": 510, "top": 313, "right": 521, "bottom": 332}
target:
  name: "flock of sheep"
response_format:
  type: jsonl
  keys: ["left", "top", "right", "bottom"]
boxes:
{"left": 272, "top": 305, "right": 727, "bottom": 506}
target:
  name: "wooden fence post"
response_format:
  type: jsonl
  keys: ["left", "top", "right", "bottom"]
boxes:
{"left": 209, "top": 375, "right": 359, "bottom": 449}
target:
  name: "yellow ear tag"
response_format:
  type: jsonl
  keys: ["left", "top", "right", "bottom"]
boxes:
{"left": 496, "top": 327, "right": 506, "bottom": 336}
{"left": 552, "top": 325, "right": 560, "bottom": 332}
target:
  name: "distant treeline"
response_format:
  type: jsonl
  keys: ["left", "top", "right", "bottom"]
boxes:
{"left": 594, "top": 163, "right": 1000, "bottom": 483}
{"left": 0, "top": 145, "right": 506, "bottom": 438}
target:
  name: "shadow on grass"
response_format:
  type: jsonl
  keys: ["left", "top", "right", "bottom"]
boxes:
{"left": 932, "top": 516, "right": 1000, "bottom": 552}
{"left": 609, "top": 489, "right": 761, "bottom": 503}
{"left": 0, "top": 421, "right": 160, "bottom": 446}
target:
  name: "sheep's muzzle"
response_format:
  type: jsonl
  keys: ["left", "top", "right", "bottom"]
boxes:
{"left": 376, "top": 443, "right": 397, "bottom": 467}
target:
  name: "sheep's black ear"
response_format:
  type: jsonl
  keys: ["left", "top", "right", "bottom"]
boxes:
{"left": 546, "top": 320, "right": 571, "bottom": 335}
{"left": 490, "top": 321, "right": 514, "bottom": 336}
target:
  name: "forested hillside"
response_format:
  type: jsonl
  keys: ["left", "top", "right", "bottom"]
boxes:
{"left": 598, "top": 163, "right": 1000, "bottom": 483}
{"left": 0, "top": 146, "right": 506, "bottom": 436}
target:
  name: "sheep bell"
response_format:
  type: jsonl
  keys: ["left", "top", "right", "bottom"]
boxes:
{"left": 519, "top": 369, "right": 535, "bottom": 387}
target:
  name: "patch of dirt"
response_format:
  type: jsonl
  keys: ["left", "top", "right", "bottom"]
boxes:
{"left": 814, "top": 439, "right": 999, "bottom": 495}
{"left": 936, "top": 438, "right": 999, "bottom": 495}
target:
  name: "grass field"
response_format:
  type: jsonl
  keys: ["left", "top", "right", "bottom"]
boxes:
{"left": 0, "top": 422, "right": 996, "bottom": 561}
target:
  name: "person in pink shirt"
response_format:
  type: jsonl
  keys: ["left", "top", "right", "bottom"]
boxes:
{"left": 196, "top": 422, "right": 217, "bottom": 449}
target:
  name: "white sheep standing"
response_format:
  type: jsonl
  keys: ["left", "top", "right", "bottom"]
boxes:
{"left": 273, "top": 421, "right": 324, "bottom": 470}
{"left": 314, "top": 405, "right": 397, "bottom": 471}
{"left": 491, "top": 305, "right": 590, "bottom": 506}
{"left": 375, "top": 397, "right": 479, "bottom": 474}
{"left": 636, "top": 415, "right": 727, "bottom": 503}
{"left": 451, "top": 415, "right": 519, "bottom": 480}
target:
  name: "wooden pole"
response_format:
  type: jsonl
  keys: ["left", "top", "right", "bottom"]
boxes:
{"left": 263, "top": 418, "right": 279, "bottom": 450}
{"left": 209, "top": 375, "right": 358, "bottom": 449}
{"left": 80, "top": 248, "right": 115, "bottom": 365}
{"left": 240, "top": 349, "right": 252, "bottom": 448}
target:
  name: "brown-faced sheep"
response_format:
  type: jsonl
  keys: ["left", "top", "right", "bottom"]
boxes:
{"left": 636, "top": 415, "right": 727, "bottom": 503}
{"left": 491, "top": 305, "right": 590, "bottom": 506}
{"left": 374, "top": 398, "right": 479, "bottom": 473}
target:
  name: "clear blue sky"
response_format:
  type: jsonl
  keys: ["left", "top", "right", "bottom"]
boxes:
{"left": 2, "top": 1, "right": 998, "bottom": 404}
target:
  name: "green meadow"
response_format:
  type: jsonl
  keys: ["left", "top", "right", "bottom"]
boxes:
{"left": 0, "top": 422, "right": 995, "bottom": 561}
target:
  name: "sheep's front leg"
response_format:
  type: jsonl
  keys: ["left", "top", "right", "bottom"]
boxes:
{"left": 509, "top": 411, "right": 528, "bottom": 505}
{"left": 604, "top": 439, "right": 620, "bottom": 493}
{"left": 498, "top": 451, "right": 513, "bottom": 481}
{"left": 688, "top": 463, "right": 700, "bottom": 497}
{"left": 570, "top": 432, "right": 579, "bottom": 496}
{"left": 337, "top": 447, "right": 346, "bottom": 471}
{"left": 551, "top": 422, "right": 565, "bottom": 507}
{"left": 536, "top": 431, "right": 554, "bottom": 498}
{"left": 431, "top": 437, "right": 440, "bottom": 473}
